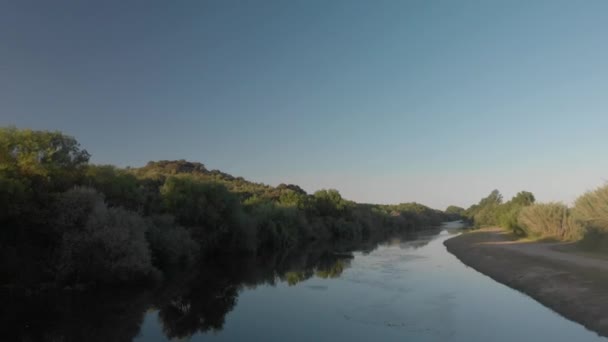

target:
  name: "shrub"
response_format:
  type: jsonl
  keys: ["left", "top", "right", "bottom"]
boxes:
{"left": 517, "top": 203, "right": 582, "bottom": 241}
{"left": 161, "top": 176, "right": 255, "bottom": 253}
{"left": 146, "top": 215, "right": 200, "bottom": 271}
{"left": 85, "top": 165, "right": 143, "bottom": 211}
{"left": 313, "top": 189, "right": 349, "bottom": 217}
{"left": 573, "top": 185, "right": 608, "bottom": 249}
{"left": 573, "top": 184, "right": 608, "bottom": 233}
{"left": 250, "top": 203, "right": 302, "bottom": 250}
{"left": 0, "top": 174, "right": 30, "bottom": 222}
{"left": 58, "top": 191, "right": 157, "bottom": 284}
{"left": 55, "top": 186, "right": 105, "bottom": 230}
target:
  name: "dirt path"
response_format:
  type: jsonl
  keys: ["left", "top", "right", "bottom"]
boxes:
{"left": 475, "top": 227, "right": 608, "bottom": 272}
{"left": 445, "top": 228, "right": 608, "bottom": 338}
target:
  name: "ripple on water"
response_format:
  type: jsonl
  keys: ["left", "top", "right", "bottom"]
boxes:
{"left": 305, "top": 285, "right": 329, "bottom": 291}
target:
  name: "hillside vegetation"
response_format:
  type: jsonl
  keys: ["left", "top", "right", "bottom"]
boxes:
{"left": 0, "top": 127, "right": 449, "bottom": 288}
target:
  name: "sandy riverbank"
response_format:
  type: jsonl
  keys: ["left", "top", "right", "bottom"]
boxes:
{"left": 444, "top": 228, "right": 608, "bottom": 337}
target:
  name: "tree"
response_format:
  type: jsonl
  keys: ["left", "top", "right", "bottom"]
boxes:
{"left": 85, "top": 164, "right": 143, "bottom": 211}
{"left": 313, "top": 189, "right": 348, "bottom": 217}
{"left": 56, "top": 187, "right": 156, "bottom": 283}
{"left": 467, "top": 190, "right": 503, "bottom": 227}
{"left": 510, "top": 191, "right": 535, "bottom": 206}
{"left": 160, "top": 176, "right": 254, "bottom": 253}
{"left": 0, "top": 127, "right": 89, "bottom": 190}
{"left": 445, "top": 205, "right": 465, "bottom": 220}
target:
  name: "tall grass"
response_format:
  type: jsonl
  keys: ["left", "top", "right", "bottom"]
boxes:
{"left": 573, "top": 184, "right": 608, "bottom": 249}
{"left": 517, "top": 203, "right": 582, "bottom": 241}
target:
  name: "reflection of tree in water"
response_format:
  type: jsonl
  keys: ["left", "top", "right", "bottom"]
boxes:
{"left": 316, "top": 259, "right": 349, "bottom": 279}
{"left": 157, "top": 259, "right": 241, "bottom": 339}
{"left": 0, "top": 288, "right": 151, "bottom": 342}
{"left": 157, "top": 248, "right": 354, "bottom": 338}
{"left": 381, "top": 229, "right": 441, "bottom": 250}
{"left": 3, "top": 229, "right": 441, "bottom": 341}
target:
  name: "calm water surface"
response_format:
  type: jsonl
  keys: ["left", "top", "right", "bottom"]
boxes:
{"left": 133, "top": 222, "right": 607, "bottom": 342}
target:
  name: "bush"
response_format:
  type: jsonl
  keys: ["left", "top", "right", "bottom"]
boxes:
{"left": 573, "top": 184, "right": 608, "bottom": 233}
{"left": 517, "top": 203, "right": 582, "bottom": 241}
{"left": 57, "top": 189, "right": 157, "bottom": 284}
{"left": 161, "top": 176, "right": 255, "bottom": 253}
{"left": 85, "top": 165, "right": 143, "bottom": 211}
{"left": 0, "top": 174, "right": 30, "bottom": 223}
{"left": 250, "top": 203, "right": 303, "bottom": 250}
{"left": 573, "top": 185, "right": 608, "bottom": 249}
{"left": 55, "top": 186, "right": 105, "bottom": 230}
{"left": 146, "top": 215, "right": 200, "bottom": 271}
{"left": 313, "top": 189, "right": 349, "bottom": 217}
{"left": 497, "top": 206, "right": 522, "bottom": 234}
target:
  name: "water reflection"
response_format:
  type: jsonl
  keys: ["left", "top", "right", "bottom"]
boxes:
{"left": 2, "top": 229, "right": 437, "bottom": 342}
{"left": 156, "top": 249, "right": 358, "bottom": 339}
{"left": 1, "top": 288, "right": 151, "bottom": 342}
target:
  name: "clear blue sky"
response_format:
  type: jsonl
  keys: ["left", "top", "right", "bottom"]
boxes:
{"left": 2, "top": 0, "right": 608, "bottom": 209}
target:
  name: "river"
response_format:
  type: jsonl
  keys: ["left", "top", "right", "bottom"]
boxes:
{"left": 5, "top": 222, "right": 605, "bottom": 341}
{"left": 129, "top": 222, "right": 606, "bottom": 342}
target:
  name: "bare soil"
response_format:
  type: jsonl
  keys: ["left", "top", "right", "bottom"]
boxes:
{"left": 445, "top": 228, "right": 608, "bottom": 337}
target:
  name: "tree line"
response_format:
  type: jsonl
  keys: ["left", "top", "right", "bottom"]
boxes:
{"left": 463, "top": 186, "right": 608, "bottom": 249}
{"left": 0, "top": 127, "right": 450, "bottom": 288}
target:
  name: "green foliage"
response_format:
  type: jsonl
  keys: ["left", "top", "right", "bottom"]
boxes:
{"left": 517, "top": 203, "right": 582, "bottom": 241}
{"left": 249, "top": 202, "right": 303, "bottom": 249}
{"left": 1, "top": 127, "right": 451, "bottom": 289}
{"left": 444, "top": 205, "right": 465, "bottom": 220}
{"left": 56, "top": 187, "right": 157, "bottom": 284}
{"left": 573, "top": 184, "right": 608, "bottom": 232}
{"left": 0, "top": 172, "right": 30, "bottom": 222}
{"left": 0, "top": 127, "right": 89, "bottom": 190}
{"left": 315, "top": 259, "right": 348, "bottom": 279}
{"left": 495, "top": 191, "right": 536, "bottom": 234}
{"left": 160, "top": 175, "right": 255, "bottom": 253}
{"left": 466, "top": 190, "right": 503, "bottom": 227}
{"left": 146, "top": 215, "right": 200, "bottom": 271}
{"left": 54, "top": 186, "right": 105, "bottom": 231}
{"left": 464, "top": 190, "right": 536, "bottom": 234}
{"left": 85, "top": 165, "right": 143, "bottom": 210}
{"left": 573, "top": 185, "right": 608, "bottom": 249}
{"left": 510, "top": 191, "right": 536, "bottom": 206}
{"left": 465, "top": 185, "right": 608, "bottom": 246}
{"left": 387, "top": 202, "right": 445, "bottom": 226}
{"left": 313, "top": 189, "right": 350, "bottom": 217}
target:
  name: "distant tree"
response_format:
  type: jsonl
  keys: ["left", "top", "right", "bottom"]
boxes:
{"left": 313, "top": 189, "right": 348, "bottom": 217}
{"left": 0, "top": 127, "right": 89, "bottom": 190}
{"left": 445, "top": 205, "right": 465, "bottom": 215}
{"left": 445, "top": 205, "right": 465, "bottom": 220}
{"left": 466, "top": 190, "right": 503, "bottom": 227}
{"left": 510, "top": 191, "right": 535, "bottom": 206}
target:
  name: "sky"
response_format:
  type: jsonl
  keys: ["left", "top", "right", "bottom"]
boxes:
{"left": 2, "top": 0, "right": 608, "bottom": 209}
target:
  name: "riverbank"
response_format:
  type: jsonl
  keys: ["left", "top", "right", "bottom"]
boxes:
{"left": 444, "top": 228, "right": 608, "bottom": 337}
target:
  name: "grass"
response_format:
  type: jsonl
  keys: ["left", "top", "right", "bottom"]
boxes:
{"left": 517, "top": 203, "right": 583, "bottom": 241}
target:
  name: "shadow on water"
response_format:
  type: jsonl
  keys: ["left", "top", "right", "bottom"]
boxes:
{"left": 1, "top": 228, "right": 441, "bottom": 342}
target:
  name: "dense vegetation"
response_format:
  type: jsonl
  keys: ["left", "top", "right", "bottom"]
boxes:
{"left": 0, "top": 127, "right": 450, "bottom": 288}
{"left": 464, "top": 185, "right": 608, "bottom": 248}
{"left": 462, "top": 189, "right": 536, "bottom": 234}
